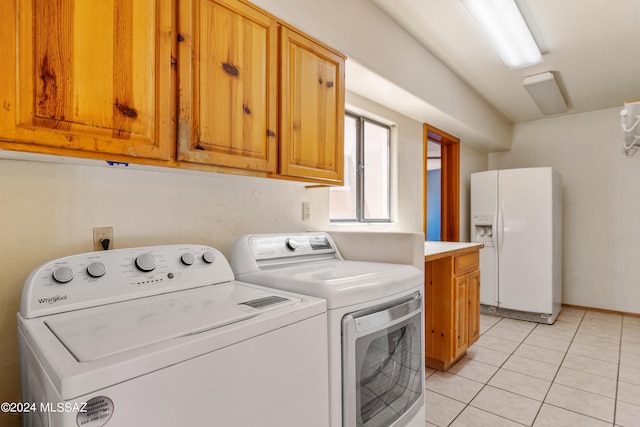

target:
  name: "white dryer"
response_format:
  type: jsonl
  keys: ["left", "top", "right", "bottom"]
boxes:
{"left": 231, "top": 233, "right": 425, "bottom": 427}
{"left": 18, "top": 244, "right": 329, "bottom": 427}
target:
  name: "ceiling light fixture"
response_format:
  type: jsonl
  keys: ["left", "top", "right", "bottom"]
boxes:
{"left": 522, "top": 72, "right": 568, "bottom": 115}
{"left": 459, "top": 0, "right": 542, "bottom": 68}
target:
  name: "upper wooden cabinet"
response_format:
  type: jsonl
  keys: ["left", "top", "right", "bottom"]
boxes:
{"left": 177, "top": 0, "right": 278, "bottom": 172}
{"left": 1, "top": 0, "right": 344, "bottom": 184}
{"left": 0, "top": 0, "right": 173, "bottom": 160}
{"left": 178, "top": 0, "right": 345, "bottom": 184}
{"left": 279, "top": 27, "right": 344, "bottom": 183}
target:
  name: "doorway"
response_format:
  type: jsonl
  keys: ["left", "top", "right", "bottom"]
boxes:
{"left": 423, "top": 123, "right": 460, "bottom": 242}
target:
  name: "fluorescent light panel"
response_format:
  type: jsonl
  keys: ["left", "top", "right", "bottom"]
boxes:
{"left": 460, "top": 0, "right": 542, "bottom": 68}
{"left": 523, "top": 72, "right": 567, "bottom": 115}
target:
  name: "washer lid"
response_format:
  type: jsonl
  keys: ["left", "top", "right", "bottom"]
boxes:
{"left": 237, "top": 260, "right": 423, "bottom": 309}
{"left": 45, "top": 283, "right": 298, "bottom": 362}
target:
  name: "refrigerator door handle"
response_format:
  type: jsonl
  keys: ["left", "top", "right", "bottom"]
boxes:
{"left": 497, "top": 205, "right": 505, "bottom": 254}
{"left": 492, "top": 212, "right": 498, "bottom": 250}
{"left": 493, "top": 211, "right": 500, "bottom": 304}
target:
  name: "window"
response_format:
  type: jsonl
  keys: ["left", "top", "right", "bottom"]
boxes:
{"left": 330, "top": 112, "right": 390, "bottom": 222}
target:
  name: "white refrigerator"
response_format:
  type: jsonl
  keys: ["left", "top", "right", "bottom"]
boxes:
{"left": 470, "top": 167, "right": 562, "bottom": 324}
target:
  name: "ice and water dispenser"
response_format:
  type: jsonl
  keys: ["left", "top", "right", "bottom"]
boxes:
{"left": 472, "top": 215, "right": 494, "bottom": 246}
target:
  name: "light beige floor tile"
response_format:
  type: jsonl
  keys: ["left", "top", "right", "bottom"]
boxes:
{"left": 530, "top": 323, "right": 577, "bottom": 341}
{"left": 533, "top": 403, "right": 612, "bottom": 427}
{"left": 620, "top": 352, "right": 640, "bottom": 369}
{"left": 480, "top": 313, "right": 502, "bottom": 326}
{"left": 425, "top": 367, "right": 437, "bottom": 379}
{"left": 553, "top": 367, "right": 617, "bottom": 398}
{"left": 479, "top": 323, "right": 493, "bottom": 335}
{"left": 615, "top": 400, "right": 640, "bottom": 427}
{"left": 583, "top": 311, "right": 622, "bottom": 324}
{"left": 470, "top": 385, "right": 541, "bottom": 426}
{"left": 568, "top": 341, "right": 619, "bottom": 364}
{"left": 561, "top": 353, "right": 618, "bottom": 379}
{"left": 450, "top": 405, "right": 524, "bottom": 427}
{"left": 488, "top": 368, "right": 551, "bottom": 401}
{"left": 618, "top": 380, "right": 640, "bottom": 406}
{"left": 475, "top": 335, "right": 521, "bottom": 354}
{"left": 448, "top": 358, "right": 499, "bottom": 384}
{"left": 523, "top": 333, "right": 571, "bottom": 352}
{"left": 425, "top": 390, "right": 466, "bottom": 427}
{"left": 578, "top": 323, "right": 621, "bottom": 339}
{"left": 573, "top": 331, "right": 621, "bottom": 349}
{"left": 621, "top": 340, "right": 640, "bottom": 356}
{"left": 622, "top": 316, "right": 640, "bottom": 329}
{"left": 555, "top": 308, "right": 585, "bottom": 324}
{"left": 426, "top": 422, "right": 438, "bottom": 427}
{"left": 485, "top": 325, "right": 530, "bottom": 343}
{"left": 426, "top": 371, "right": 484, "bottom": 403}
{"left": 514, "top": 343, "right": 566, "bottom": 366}
{"left": 465, "top": 345, "right": 511, "bottom": 367}
{"left": 502, "top": 355, "right": 560, "bottom": 382}
{"left": 619, "top": 364, "right": 640, "bottom": 386}
{"left": 581, "top": 312, "right": 621, "bottom": 324}
{"left": 621, "top": 331, "right": 640, "bottom": 347}
{"left": 544, "top": 383, "right": 615, "bottom": 423}
{"left": 495, "top": 318, "right": 537, "bottom": 333}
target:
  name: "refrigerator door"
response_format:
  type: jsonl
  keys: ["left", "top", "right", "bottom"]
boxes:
{"left": 471, "top": 171, "right": 499, "bottom": 306}
{"left": 498, "top": 168, "right": 554, "bottom": 313}
{"left": 479, "top": 247, "right": 498, "bottom": 305}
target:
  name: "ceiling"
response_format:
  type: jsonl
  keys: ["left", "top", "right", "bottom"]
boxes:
{"left": 368, "top": 0, "right": 640, "bottom": 123}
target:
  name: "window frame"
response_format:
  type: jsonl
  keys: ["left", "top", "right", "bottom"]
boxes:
{"left": 330, "top": 110, "right": 391, "bottom": 223}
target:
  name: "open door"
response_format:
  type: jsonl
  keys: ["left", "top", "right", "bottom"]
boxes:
{"left": 423, "top": 123, "right": 460, "bottom": 242}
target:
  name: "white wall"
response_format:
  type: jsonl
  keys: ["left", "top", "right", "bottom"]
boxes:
{"left": 490, "top": 107, "right": 640, "bottom": 313}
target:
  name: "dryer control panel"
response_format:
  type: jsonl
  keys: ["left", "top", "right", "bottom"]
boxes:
{"left": 231, "top": 233, "right": 341, "bottom": 274}
{"left": 20, "top": 245, "right": 234, "bottom": 318}
{"left": 248, "top": 233, "right": 336, "bottom": 260}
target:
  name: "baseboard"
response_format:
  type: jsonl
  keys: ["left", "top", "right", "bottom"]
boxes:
{"left": 562, "top": 303, "right": 640, "bottom": 318}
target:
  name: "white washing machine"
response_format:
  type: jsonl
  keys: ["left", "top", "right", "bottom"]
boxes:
{"left": 18, "top": 244, "right": 329, "bottom": 427}
{"left": 231, "top": 233, "right": 425, "bottom": 427}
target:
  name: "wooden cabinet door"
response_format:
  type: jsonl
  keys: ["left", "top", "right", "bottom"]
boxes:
{"left": 452, "top": 274, "right": 469, "bottom": 360}
{"left": 467, "top": 270, "right": 481, "bottom": 345}
{"left": 279, "top": 27, "right": 344, "bottom": 184}
{"left": 1, "top": 0, "right": 173, "bottom": 159}
{"left": 178, "top": 0, "right": 278, "bottom": 172}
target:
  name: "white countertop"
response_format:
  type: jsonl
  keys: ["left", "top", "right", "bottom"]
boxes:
{"left": 424, "top": 241, "right": 483, "bottom": 258}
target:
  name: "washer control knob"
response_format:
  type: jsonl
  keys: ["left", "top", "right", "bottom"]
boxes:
{"left": 135, "top": 253, "right": 157, "bottom": 272}
{"left": 181, "top": 252, "right": 196, "bottom": 266}
{"left": 202, "top": 251, "right": 216, "bottom": 264}
{"left": 285, "top": 238, "right": 299, "bottom": 252}
{"left": 87, "top": 262, "right": 106, "bottom": 278}
{"left": 52, "top": 266, "right": 74, "bottom": 284}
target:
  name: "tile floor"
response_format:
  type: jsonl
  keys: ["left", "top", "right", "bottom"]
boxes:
{"left": 425, "top": 307, "right": 640, "bottom": 426}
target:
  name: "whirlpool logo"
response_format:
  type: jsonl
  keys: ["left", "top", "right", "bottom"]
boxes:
{"left": 38, "top": 294, "right": 68, "bottom": 305}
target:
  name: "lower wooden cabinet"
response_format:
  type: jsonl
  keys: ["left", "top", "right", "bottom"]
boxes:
{"left": 425, "top": 249, "right": 480, "bottom": 371}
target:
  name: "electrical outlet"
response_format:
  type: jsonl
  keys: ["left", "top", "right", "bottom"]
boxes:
{"left": 302, "top": 202, "right": 311, "bottom": 221}
{"left": 93, "top": 227, "right": 114, "bottom": 251}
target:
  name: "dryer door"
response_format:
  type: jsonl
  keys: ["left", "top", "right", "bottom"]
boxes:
{"left": 342, "top": 292, "right": 424, "bottom": 427}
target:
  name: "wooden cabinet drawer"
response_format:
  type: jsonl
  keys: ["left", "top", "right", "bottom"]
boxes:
{"left": 454, "top": 252, "right": 479, "bottom": 276}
